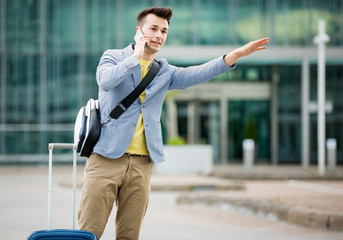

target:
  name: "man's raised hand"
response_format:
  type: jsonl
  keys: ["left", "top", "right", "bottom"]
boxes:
{"left": 224, "top": 37, "right": 269, "bottom": 67}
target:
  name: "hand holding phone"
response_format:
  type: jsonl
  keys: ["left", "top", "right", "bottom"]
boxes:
{"left": 134, "top": 28, "right": 144, "bottom": 43}
{"left": 133, "top": 28, "right": 148, "bottom": 60}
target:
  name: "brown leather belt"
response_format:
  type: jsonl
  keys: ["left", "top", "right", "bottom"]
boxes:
{"left": 125, "top": 153, "right": 148, "bottom": 158}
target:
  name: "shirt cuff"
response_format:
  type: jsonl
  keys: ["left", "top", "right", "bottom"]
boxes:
{"left": 223, "top": 54, "right": 236, "bottom": 68}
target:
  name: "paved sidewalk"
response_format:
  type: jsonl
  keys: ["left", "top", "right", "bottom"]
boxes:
{"left": 157, "top": 165, "right": 343, "bottom": 231}
{"left": 176, "top": 180, "right": 343, "bottom": 231}
{"left": 1, "top": 164, "right": 343, "bottom": 232}
{"left": 153, "top": 164, "right": 343, "bottom": 231}
{"left": 212, "top": 164, "right": 343, "bottom": 180}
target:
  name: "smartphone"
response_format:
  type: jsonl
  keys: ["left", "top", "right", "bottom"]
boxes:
{"left": 134, "top": 28, "right": 144, "bottom": 43}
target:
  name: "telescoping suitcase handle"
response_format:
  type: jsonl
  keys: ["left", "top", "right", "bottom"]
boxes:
{"left": 48, "top": 143, "right": 78, "bottom": 230}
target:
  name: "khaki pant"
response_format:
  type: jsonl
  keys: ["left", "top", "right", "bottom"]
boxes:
{"left": 78, "top": 153, "right": 152, "bottom": 240}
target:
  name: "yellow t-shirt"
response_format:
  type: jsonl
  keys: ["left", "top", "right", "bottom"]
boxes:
{"left": 126, "top": 59, "right": 152, "bottom": 155}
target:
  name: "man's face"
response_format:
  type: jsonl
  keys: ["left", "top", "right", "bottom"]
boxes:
{"left": 139, "top": 13, "right": 169, "bottom": 53}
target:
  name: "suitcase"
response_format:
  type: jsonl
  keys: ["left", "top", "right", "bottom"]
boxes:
{"left": 27, "top": 143, "right": 97, "bottom": 240}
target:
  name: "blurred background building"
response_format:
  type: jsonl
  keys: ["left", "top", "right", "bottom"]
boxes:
{"left": 0, "top": 0, "right": 342, "bottom": 165}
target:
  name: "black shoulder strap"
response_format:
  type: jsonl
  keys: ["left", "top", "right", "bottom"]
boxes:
{"left": 109, "top": 60, "right": 160, "bottom": 119}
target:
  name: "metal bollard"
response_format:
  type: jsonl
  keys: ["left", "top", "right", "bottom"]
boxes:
{"left": 243, "top": 139, "right": 255, "bottom": 174}
{"left": 326, "top": 139, "right": 337, "bottom": 172}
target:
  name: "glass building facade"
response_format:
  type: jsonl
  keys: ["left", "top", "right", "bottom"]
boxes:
{"left": 1, "top": 0, "right": 343, "bottom": 164}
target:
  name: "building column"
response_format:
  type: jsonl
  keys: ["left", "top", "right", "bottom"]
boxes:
{"left": 209, "top": 102, "right": 220, "bottom": 162}
{"left": 0, "top": 0, "right": 7, "bottom": 153}
{"left": 39, "top": 0, "right": 47, "bottom": 152}
{"left": 220, "top": 98, "right": 228, "bottom": 164}
{"left": 166, "top": 100, "right": 178, "bottom": 139}
{"left": 187, "top": 101, "right": 200, "bottom": 144}
{"left": 271, "top": 66, "right": 279, "bottom": 165}
{"left": 78, "top": 0, "right": 86, "bottom": 105}
{"left": 301, "top": 58, "right": 310, "bottom": 168}
{"left": 115, "top": 0, "right": 124, "bottom": 48}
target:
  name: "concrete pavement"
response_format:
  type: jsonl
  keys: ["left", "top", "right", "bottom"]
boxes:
{"left": 153, "top": 164, "right": 343, "bottom": 231}
{"left": 212, "top": 164, "right": 343, "bottom": 180}
{"left": 40, "top": 163, "right": 343, "bottom": 231}
{"left": 176, "top": 180, "right": 343, "bottom": 231}
{"left": 1, "top": 163, "right": 342, "bottom": 238}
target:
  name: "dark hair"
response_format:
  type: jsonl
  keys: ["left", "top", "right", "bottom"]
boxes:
{"left": 136, "top": 7, "right": 173, "bottom": 26}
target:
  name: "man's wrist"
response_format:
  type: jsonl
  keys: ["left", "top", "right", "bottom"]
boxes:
{"left": 133, "top": 53, "right": 142, "bottom": 60}
{"left": 223, "top": 55, "right": 235, "bottom": 68}
{"left": 223, "top": 51, "right": 240, "bottom": 67}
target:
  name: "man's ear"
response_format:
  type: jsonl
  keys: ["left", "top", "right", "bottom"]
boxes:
{"left": 136, "top": 26, "right": 139, "bottom": 32}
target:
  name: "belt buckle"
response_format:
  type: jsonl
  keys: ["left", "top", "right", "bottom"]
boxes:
{"left": 126, "top": 153, "right": 144, "bottom": 158}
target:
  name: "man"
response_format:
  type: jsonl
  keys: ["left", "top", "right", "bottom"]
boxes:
{"left": 78, "top": 6, "right": 268, "bottom": 240}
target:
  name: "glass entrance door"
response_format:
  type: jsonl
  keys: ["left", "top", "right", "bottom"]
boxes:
{"left": 228, "top": 100, "right": 270, "bottom": 163}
